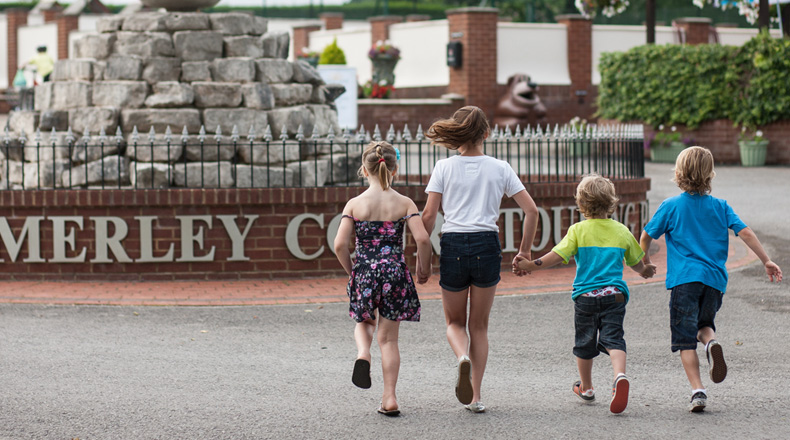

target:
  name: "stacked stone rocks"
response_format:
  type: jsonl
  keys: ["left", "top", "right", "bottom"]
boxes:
{"left": 2, "top": 11, "right": 349, "bottom": 189}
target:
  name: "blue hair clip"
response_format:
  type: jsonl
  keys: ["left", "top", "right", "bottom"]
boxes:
{"left": 394, "top": 147, "right": 401, "bottom": 161}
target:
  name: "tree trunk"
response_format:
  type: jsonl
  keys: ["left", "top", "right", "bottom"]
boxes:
{"left": 646, "top": 0, "right": 656, "bottom": 44}
{"left": 758, "top": 0, "right": 770, "bottom": 30}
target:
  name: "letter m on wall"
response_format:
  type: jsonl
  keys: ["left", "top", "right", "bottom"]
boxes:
{"left": 0, "top": 217, "right": 46, "bottom": 263}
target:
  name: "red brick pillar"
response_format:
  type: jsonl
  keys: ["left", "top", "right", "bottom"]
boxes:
{"left": 6, "top": 8, "right": 28, "bottom": 88}
{"left": 406, "top": 14, "right": 431, "bottom": 23}
{"left": 320, "top": 12, "right": 343, "bottom": 30}
{"left": 42, "top": 8, "right": 61, "bottom": 23}
{"left": 446, "top": 7, "right": 499, "bottom": 119}
{"left": 368, "top": 15, "right": 403, "bottom": 45}
{"left": 292, "top": 24, "right": 321, "bottom": 56}
{"left": 57, "top": 14, "right": 80, "bottom": 60}
{"left": 674, "top": 17, "right": 712, "bottom": 45}
{"left": 557, "top": 14, "right": 592, "bottom": 96}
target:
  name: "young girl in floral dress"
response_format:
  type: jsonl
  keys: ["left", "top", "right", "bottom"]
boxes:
{"left": 334, "top": 140, "right": 433, "bottom": 416}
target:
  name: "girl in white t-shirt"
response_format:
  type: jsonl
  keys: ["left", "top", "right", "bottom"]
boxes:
{"left": 422, "top": 106, "right": 539, "bottom": 412}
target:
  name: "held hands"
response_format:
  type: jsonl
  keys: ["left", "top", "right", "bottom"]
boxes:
{"left": 416, "top": 255, "right": 431, "bottom": 285}
{"left": 639, "top": 263, "right": 657, "bottom": 279}
{"left": 511, "top": 252, "right": 532, "bottom": 276}
{"left": 765, "top": 261, "right": 783, "bottom": 282}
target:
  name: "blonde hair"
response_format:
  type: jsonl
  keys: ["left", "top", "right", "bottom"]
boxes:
{"left": 575, "top": 173, "right": 619, "bottom": 219}
{"left": 426, "top": 106, "right": 489, "bottom": 150}
{"left": 673, "top": 146, "right": 715, "bottom": 195}
{"left": 358, "top": 141, "right": 397, "bottom": 190}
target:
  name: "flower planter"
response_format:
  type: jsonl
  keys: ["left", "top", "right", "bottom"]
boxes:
{"left": 371, "top": 56, "right": 398, "bottom": 86}
{"left": 738, "top": 140, "right": 768, "bottom": 167}
{"left": 650, "top": 142, "right": 687, "bottom": 163}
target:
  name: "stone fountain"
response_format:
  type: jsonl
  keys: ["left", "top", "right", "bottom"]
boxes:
{"left": 3, "top": 10, "right": 352, "bottom": 190}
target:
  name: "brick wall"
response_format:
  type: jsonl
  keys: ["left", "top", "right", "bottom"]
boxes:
{"left": 674, "top": 17, "right": 712, "bottom": 45}
{"left": 6, "top": 9, "right": 28, "bottom": 89}
{"left": 0, "top": 180, "right": 649, "bottom": 280}
{"left": 357, "top": 95, "right": 466, "bottom": 132}
{"left": 293, "top": 24, "right": 321, "bottom": 55}
{"left": 369, "top": 15, "right": 403, "bottom": 45}
{"left": 56, "top": 14, "right": 79, "bottom": 61}
{"left": 320, "top": 12, "right": 343, "bottom": 31}
{"left": 638, "top": 119, "right": 790, "bottom": 165}
{"left": 446, "top": 7, "right": 499, "bottom": 120}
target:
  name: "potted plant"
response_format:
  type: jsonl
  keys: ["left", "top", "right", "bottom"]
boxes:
{"left": 362, "top": 79, "right": 395, "bottom": 99}
{"left": 369, "top": 40, "right": 400, "bottom": 88}
{"left": 296, "top": 47, "right": 321, "bottom": 68}
{"left": 649, "top": 125, "right": 692, "bottom": 163}
{"left": 738, "top": 126, "right": 768, "bottom": 167}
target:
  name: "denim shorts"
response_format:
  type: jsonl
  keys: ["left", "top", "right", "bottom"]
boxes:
{"left": 573, "top": 294, "right": 627, "bottom": 359}
{"left": 439, "top": 232, "right": 502, "bottom": 292}
{"left": 669, "top": 282, "right": 723, "bottom": 352}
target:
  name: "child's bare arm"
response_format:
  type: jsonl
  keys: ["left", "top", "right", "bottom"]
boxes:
{"left": 514, "top": 251, "right": 564, "bottom": 273}
{"left": 639, "top": 231, "right": 654, "bottom": 266}
{"left": 333, "top": 207, "right": 355, "bottom": 276}
{"left": 738, "top": 227, "right": 783, "bottom": 282}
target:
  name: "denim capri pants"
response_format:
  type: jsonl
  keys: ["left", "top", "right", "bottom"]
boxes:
{"left": 439, "top": 231, "right": 502, "bottom": 292}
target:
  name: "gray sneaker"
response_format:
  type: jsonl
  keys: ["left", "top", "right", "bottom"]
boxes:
{"left": 464, "top": 401, "right": 486, "bottom": 413}
{"left": 689, "top": 391, "right": 707, "bottom": 412}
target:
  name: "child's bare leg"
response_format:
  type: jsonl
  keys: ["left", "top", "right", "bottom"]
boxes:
{"left": 609, "top": 349, "right": 626, "bottom": 379}
{"left": 697, "top": 327, "right": 715, "bottom": 345}
{"left": 354, "top": 319, "right": 376, "bottom": 361}
{"left": 441, "top": 288, "right": 470, "bottom": 358}
{"left": 468, "top": 284, "right": 497, "bottom": 403}
{"left": 576, "top": 357, "right": 594, "bottom": 391}
{"left": 377, "top": 317, "right": 401, "bottom": 411}
{"left": 680, "top": 349, "right": 704, "bottom": 390}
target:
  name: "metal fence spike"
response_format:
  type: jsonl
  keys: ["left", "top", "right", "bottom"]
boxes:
{"left": 402, "top": 124, "right": 412, "bottom": 142}
{"left": 198, "top": 125, "right": 206, "bottom": 143}
{"left": 326, "top": 126, "right": 335, "bottom": 141}
{"left": 296, "top": 124, "right": 304, "bottom": 141}
{"left": 231, "top": 125, "right": 240, "bottom": 142}
{"left": 181, "top": 126, "right": 189, "bottom": 143}
{"left": 66, "top": 126, "right": 76, "bottom": 144}
{"left": 514, "top": 124, "right": 521, "bottom": 139}
{"left": 115, "top": 126, "right": 124, "bottom": 143}
{"left": 147, "top": 126, "right": 156, "bottom": 143}
{"left": 98, "top": 127, "right": 107, "bottom": 144}
{"left": 356, "top": 125, "right": 366, "bottom": 142}
{"left": 214, "top": 125, "right": 223, "bottom": 143}
{"left": 279, "top": 125, "right": 288, "bottom": 141}
{"left": 504, "top": 125, "right": 512, "bottom": 139}
{"left": 19, "top": 130, "right": 27, "bottom": 144}
{"left": 386, "top": 123, "right": 396, "bottom": 142}
{"left": 263, "top": 125, "right": 273, "bottom": 141}
{"left": 247, "top": 126, "right": 256, "bottom": 142}
{"left": 50, "top": 127, "right": 58, "bottom": 144}
{"left": 34, "top": 127, "right": 42, "bottom": 144}
{"left": 415, "top": 124, "right": 424, "bottom": 141}
{"left": 372, "top": 124, "right": 382, "bottom": 141}
{"left": 341, "top": 127, "right": 350, "bottom": 140}
{"left": 164, "top": 125, "right": 173, "bottom": 143}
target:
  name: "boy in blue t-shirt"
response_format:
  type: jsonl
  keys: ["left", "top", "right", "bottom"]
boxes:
{"left": 515, "top": 174, "right": 656, "bottom": 414}
{"left": 640, "top": 146, "right": 782, "bottom": 413}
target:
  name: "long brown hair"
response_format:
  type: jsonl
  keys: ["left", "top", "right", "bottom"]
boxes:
{"left": 426, "top": 106, "right": 490, "bottom": 150}
{"left": 358, "top": 141, "right": 398, "bottom": 190}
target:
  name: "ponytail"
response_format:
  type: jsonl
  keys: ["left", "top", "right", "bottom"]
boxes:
{"left": 358, "top": 141, "right": 398, "bottom": 190}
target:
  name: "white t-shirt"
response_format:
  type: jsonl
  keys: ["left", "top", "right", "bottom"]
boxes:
{"left": 425, "top": 155, "right": 525, "bottom": 233}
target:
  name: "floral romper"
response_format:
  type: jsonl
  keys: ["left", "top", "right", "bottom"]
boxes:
{"left": 343, "top": 213, "right": 422, "bottom": 323}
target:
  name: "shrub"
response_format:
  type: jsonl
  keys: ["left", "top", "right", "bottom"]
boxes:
{"left": 597, "top": 31, "right": 790, "bottom": 129}
{"left": 319, "top": 39, "right": 347, "bottom": 65}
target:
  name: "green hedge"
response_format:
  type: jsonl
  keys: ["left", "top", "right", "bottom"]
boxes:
{"left": 205, "top": 2, "right": 448, "bottom": 20}
{"left": 597, "top": 32, "right": 790, "bottom": 129}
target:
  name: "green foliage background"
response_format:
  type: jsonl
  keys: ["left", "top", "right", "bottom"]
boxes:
{"left": 597, "top": 32, "right": 790, "bottom": 128}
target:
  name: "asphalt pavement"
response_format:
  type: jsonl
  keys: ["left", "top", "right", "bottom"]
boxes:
{"left": 0, "top": 162, "right": 788, "bottom": 439}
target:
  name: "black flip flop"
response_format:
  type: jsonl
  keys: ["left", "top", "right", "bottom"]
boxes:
{"left": 352, "top": 358, "right": 371, "bottom": 389}
{"left": 377, "top": 406, "right": 401, "bottom": 417}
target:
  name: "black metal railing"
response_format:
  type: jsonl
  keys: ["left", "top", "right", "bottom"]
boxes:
{"left": 0, "top": 123, "right": 644, "bottom": 190}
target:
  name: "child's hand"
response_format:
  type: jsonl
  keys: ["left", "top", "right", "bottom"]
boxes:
{"left": 765, "top": 261, "right": 783, "bottom": 282}
{"left": 511, "top": 252, "right": 531, "bottom": 277}
{"left": 640, "top": 263, "right": 657, "bottom": 279}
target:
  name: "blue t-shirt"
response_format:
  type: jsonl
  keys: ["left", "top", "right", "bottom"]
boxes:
{"left": 552, "top": 219, "right": 645, "bottom": 303}
{"left": 644, "top": 193, "right": 747, "bottom": 293}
